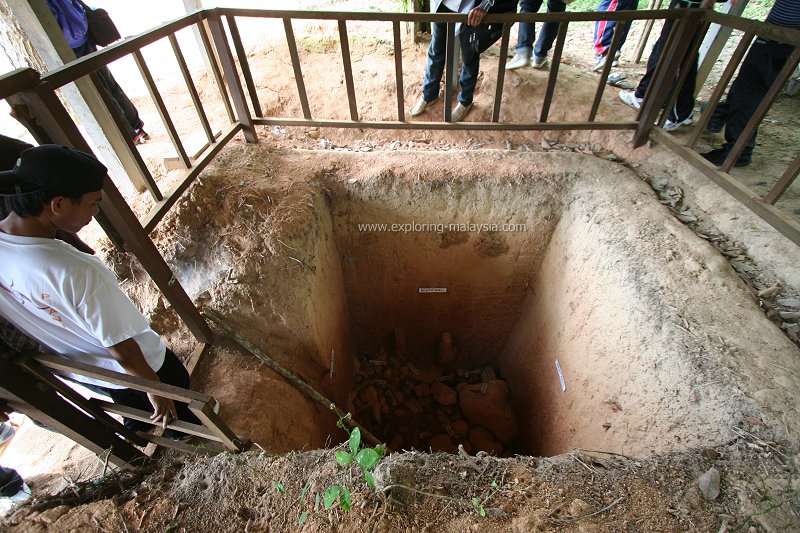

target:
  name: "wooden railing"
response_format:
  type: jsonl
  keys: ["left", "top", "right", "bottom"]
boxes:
{"left": 0, "top": 6, "right": 798, "bottom": 460}
{"left": 1, "top": 352, "right": 249, "bottom": 468}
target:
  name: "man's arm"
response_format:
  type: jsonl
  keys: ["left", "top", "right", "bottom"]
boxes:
{"left": 107, "top": 338, "right": 177, "bottom": 428}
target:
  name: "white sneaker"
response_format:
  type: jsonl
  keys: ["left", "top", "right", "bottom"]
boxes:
{"left": 507, "top": 49, "right": 532, "bottom": 70}
{"left": 410, "top": 97, "right": 437, "bottom": 117}
{"left": 531, "top": 55, "right": 548, "bottom": 69}
{"left": 662, "top": 117, "right": 693, "bottom": 132}
{"left": 592, "top": 53, "right": 619, "bottom": 72}
{"left": 451, "top": 102, "right": 473, "bottom": 122}
{"left": 618, "top": 90, "right": 642, "bottom": 110}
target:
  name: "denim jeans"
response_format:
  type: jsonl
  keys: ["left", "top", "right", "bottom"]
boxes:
{"left": 422, "top": 5, "right": 481, "bottom": 106}
{"left": 516, "top": 0, "right": 567, "bottom": 58}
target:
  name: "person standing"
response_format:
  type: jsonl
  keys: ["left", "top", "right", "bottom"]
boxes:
{"left": 45, "top": 0, "right": 148, "bottom": 144}
{"left": 410, "top": 0, "right": 497, "bottom": 122}
{"left": 702, "top": 0, "right": 800, "bottom": 167}
{"left": 592, "top": 0, "right": 639, "bottom": 71}
{"left": 0, "top": 145, "right": 199, "bottom": 439}
{"left": 618, "top": 0, "right": 717, "bottom": 132}
{"left": 506, "top": 0, "right": 568, "bottom": 70}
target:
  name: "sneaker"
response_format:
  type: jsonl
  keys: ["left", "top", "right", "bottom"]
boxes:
{"left": 701, "top": 148, "right": 751, "bottom": 168}
{"left": 618, "top": 90, "right": 642, "bottom": 110}
{"left": 0, "top": 422, "right": 14, "bottom": 446}
{"left": 662, "top": 116, "right": 693, "bottom": 132}
{"left": 132, "top": 129, "right": 148, "bottom": 145}
{"left": 592, "top": 53, "right": 618, "bottom": 72}
{"left": 451, "top": 102, "right": 473, "bottom": 122}
{"left": 410, "top": 97, "right": 437, "bottom": 117}
{"left": 507, "top": 49, "right": 532, "bottom": 70}
{"left": 531, "top": 55, "right": 548, "bottom": 69}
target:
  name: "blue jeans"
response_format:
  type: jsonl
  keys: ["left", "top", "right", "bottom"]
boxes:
{"left": 516, "top": 0, "right": 567, "bottom": 58}
{"left": 422, "top": 5, "right": 481, "bottom": 106}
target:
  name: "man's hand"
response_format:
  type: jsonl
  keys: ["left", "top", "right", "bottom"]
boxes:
{"left": 467, "top": 7, "right": 487, "bottom": 26}
{"left": 109, "top": 338, "right": 177, "bottom": 429}
{"left": 147, "top": 393, "right": 178, "bottom": 429}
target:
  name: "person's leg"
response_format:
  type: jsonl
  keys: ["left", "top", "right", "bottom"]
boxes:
{"left": 508, "top": 0, "right": 544, "bottom": 68}
{"left": 517, "top": 0, "right": 544, "bottom": 51}
{"left": 533, "top": 0, "right": 566, "bottom": 59}
{"left": 609, "top": 0, "right": 639, "bottom": 52}
{"left": 666, "top": 46, "right": 699, "bottom": 123}
{"left": 593, "top": 0, "right": 617, "bottom": 57}
{"left": 73, "top": 40, "right": 143, "bottom": 140}
{"left": 95, "top": 66, "right": 144, "bottom": 134}
{"left": 421, "top": 6, "right": 451, "bottom": 103}
{"left": 457, "top": 31, "right": 482, "bottom": 107}
{"left": 155, "top": 348, "right": 202, "bottom": 427}
{"left": 722, "top": 39, "right": 792, "bottom": 157}
{"left": 634, "top": 15, "right": 674, "bottom": 99}
{"left": 107, "top": 348, "right": 201, "bottom": 434}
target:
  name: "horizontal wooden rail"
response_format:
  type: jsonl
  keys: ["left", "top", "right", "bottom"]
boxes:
{"left": 252, "top": 118, "right": 639, "bottom": 131}
{"left": 217, "top": 7, "right": 688, "bottom": 24}
{"left": 705, "top": 11, "right": 800, "bottom": 46}
{"left": 0, "top": 68, "right": 40, "bottom": 100}
{"left": 33, "top": 353, "right": 213, "bottom": 403}
{"left": 29, "top": 352, "right": 249, "bottom": 452}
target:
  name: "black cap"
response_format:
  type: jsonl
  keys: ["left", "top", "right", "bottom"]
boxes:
{"left": 0, "top": 144, "right": 106, "bottom": 197}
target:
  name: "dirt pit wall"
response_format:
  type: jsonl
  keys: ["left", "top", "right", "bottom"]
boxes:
{"left": 123, "top": 145, "right": 800, "bottom": 456}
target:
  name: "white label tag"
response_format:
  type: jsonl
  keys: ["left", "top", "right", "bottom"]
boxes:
{"left": 418, "top": 288, "right": 447, "bottom": 293}
{"left": 555, "top": 359, "right": 566, "bottom": 392}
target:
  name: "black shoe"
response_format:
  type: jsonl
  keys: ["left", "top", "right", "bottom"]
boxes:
{"left": 706, "top": 119, "right": 724, "bottom": 134}
{"left": 164, "top": 428, "right": 193, "bottom": 442}
{"left": 702, "top": 148, "right": 751, "bottom": 168}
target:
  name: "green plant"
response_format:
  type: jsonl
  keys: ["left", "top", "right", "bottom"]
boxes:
{"left": 324, "top": 414, "right": 386, "bottom": 512}
{"left": 471, "top": 480, "right": 499, "bottom": 517}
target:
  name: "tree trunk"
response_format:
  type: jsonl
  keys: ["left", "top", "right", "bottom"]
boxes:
{"left": 0, "top": 0, "right": 47, "bottom": 72}
{"left": 413, "top": 0, "right": 431, "bottom": 43}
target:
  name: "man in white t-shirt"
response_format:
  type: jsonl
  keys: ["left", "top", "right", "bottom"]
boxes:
{"left": 0, "top": 144, "right": 198, "bottom": 438}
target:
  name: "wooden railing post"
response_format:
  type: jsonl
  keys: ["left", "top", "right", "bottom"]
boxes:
{"left": 632, "top": 10, "right": 703, "bottom": 147}
{"left": 206, "top": 11, "right": 258, "bottom": 143}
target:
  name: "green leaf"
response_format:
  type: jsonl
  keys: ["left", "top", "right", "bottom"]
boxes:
{"left": 298, "top": 511, "right": 308, "bottom": 526}
{"left": 356, "top": 448, "right": 380, "bottom": 470}
{"left": 324, "top": 486, "right": 341, "bottom": 510}
{"left": 300, "top": 478, "right": 312, "bottom": 502}
{"left": 490, "top": 480, "right": 498, "bottom": 488}
{"left": 314, "top": 492, "right": 320, "bottom": 511}
{"left": 364, "top": 470, "right": 375, "bottom": 489}
{"left": 375, "top": 444, "right": 386, "bottom": 458}
{"left": 349, "top": 427, "right": 361, "bottom": 455}
{"left": 275, "top": 481, "right": 286, "bottom": 494}
{"left": 478, "top": 506, "right": 486, "bottom": 517}
{"left": 335, "top": 451, "right": 353, "bottom": 466}
{"left": 471, "top": 497, "right": 480, "bottom": 507}
{"left": 340, "top": 487, "right": 352, "bottom": 512}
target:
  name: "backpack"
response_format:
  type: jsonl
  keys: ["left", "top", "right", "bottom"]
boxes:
{"left": 45, "top": 0, "right": 89, "bottom": 49}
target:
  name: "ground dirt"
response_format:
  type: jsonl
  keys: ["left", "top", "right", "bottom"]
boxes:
{"left": 2, "top": 6, "right": 800, "bottom": 533}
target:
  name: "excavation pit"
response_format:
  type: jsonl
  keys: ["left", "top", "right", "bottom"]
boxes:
{"left": 151, "top": 146, "right": 800, "bottom": 458}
